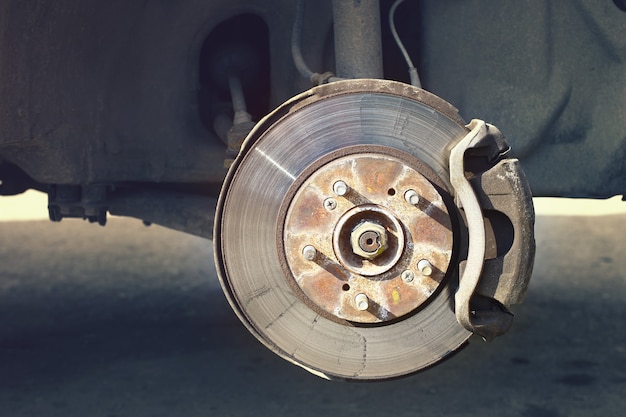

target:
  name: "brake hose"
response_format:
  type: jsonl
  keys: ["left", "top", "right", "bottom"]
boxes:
{"left": 389, "top": 0, "right": 422, "bottom": 88}
{"left": 292, "top": 0, "right": 342, "bottom": 85}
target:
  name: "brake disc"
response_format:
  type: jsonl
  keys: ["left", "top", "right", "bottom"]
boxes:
{"left": 214, "top": 79, "right": 533, "bottom": 380}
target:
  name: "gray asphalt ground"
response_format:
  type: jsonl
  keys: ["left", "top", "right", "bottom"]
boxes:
{"left": 0, "top": 210, "right": 625, "bottom": 416}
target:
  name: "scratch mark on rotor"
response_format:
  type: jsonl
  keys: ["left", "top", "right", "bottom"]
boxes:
{"left": 292, "top": 315, "right": 320, "bottom": 357}
{"left": 244, "top": 285, "right": 273, "bottom": 307}
{"left": 340, "top": 328, "right": 367, "bottom": 377}
{"left": 392, "top": 100, "right": 410, "bottom": 136}
{"left": 354, "top": 333, "right": 367, "bottom": 377}
{"left": 255, "top": 148, "right": 296, "bottom": 180}
{"left": 264, "top": 299, "right": 298, "bottom": 330}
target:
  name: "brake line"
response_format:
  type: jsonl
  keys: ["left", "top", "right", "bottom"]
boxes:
{"left": 292, "top": 0, "right": 341, "bottom": 85}
{"left": 389, "top": 0, "right": 422, "bottom": 88}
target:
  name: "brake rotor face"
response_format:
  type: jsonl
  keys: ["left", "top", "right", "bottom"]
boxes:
{"left": 281, "top": 151, "right": 453, "bottom": 324}
{"left": 215, "top": 79, "right": 472, "bottom": 380}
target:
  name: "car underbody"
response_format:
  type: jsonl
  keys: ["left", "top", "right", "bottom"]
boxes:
{"left": 0, "top": 0, "right": 624, "bottom": 379}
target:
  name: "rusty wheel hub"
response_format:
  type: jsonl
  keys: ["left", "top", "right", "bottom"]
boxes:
{"left": 281, "top": 152, "right": 453, "bottom": 323}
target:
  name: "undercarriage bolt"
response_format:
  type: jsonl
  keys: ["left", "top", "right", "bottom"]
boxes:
{"left": 404, "top": 189, "right": 420, "bottom": 206}
{"left": 417, "top": 259, "right": 433, "bottom": 276}
{"left": 302, "top": 245, "right": 317, "bottom": 261}
{"left": 401, "top": 270, "right": 415, "bottom": 283}
{"left": 333, "top": 180, "right": 349, "bottom": 196}
{"left": 324, "top": 198, "right": 337, "bottom": 211}
{"left": 355, "top": 293, "right": 369, "bottom": 311}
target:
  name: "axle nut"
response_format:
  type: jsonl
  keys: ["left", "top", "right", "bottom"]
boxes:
{"left": 350, "top": 221, "right": 388, "bottom": 259}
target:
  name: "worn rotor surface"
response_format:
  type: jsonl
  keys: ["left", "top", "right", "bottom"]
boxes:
{"left": 215, "top": 80, "right": 472, "bottom": 380}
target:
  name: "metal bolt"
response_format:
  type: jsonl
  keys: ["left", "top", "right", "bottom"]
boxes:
{"left": 355, "top": 293, "right": 369, "bottom": 311}
{"left": 333, "top": 180, "right": 349, "bottom": 196}
{"left": 417, "top": 259, "right": 433, "bottom": 276}
{"left": 302, "top": 245, "right": 317, "bottom": 261}
{"left": 324, "top": 198, "right": 337, "bottom": 211}
{"left": 350, "top": 221, "right": 388, "bottom": 259}
{"left": 404, "top": 189, "right": 420, "bottom": 206}
{"left": 401, "top": 270, "right": 415, "bottom": 283}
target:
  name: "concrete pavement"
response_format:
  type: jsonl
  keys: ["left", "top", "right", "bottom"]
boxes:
{"left": 0, "top": 211, "right": 624, "bottom": 416}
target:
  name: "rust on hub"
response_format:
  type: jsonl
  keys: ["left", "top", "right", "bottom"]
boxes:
{"left": 281, "top": 152, "right": 453, "bottom": 324}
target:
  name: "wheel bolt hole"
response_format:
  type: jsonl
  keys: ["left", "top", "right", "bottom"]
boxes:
{"left": 387, "top": 188, "right": 396, "bottom": 196}
{"left": 342, "top": 284, "right": 350, "bottom": 291}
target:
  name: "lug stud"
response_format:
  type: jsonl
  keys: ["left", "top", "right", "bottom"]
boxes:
{"left": 404, "top": 189, "right": 420, "bottom": 206}
{"left": 333, "top": 180, "right": 349, "bottom": 196}
{"left": 417, "top": 259, "right": 433, "bottom": 276}
{"left": 355, "top": 293, "right": 369, "bottom": 311}
{"left": 302, "top": 245, "right": 317, "bottom": 261}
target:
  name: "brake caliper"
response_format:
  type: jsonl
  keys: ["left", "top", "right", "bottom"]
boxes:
{"left": 450, "top": 119, "right": 535, "bottom": 341}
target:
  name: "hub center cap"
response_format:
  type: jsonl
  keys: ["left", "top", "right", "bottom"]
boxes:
{"left": 334, "top": 204, "right": 404, "bottom": 276}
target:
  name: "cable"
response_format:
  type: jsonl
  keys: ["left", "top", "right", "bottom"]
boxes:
{"left": 292, "top": 0, "right": 315, "bottom": 81}
{"left": 228, "top": 76, "right": 252, "bottom": 125}
{"left": 389, "top": 0, "right": 422, "bottom": 88}
{"left": 292, "top": 0, "right": 343, "bottom": 85}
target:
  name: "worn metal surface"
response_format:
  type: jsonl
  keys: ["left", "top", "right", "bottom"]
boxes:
{"left": 215, "top": 79, "right": 471, "bottom": 379}
{"left": 281, "top": 153, "right": 452, "bottom": 324}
